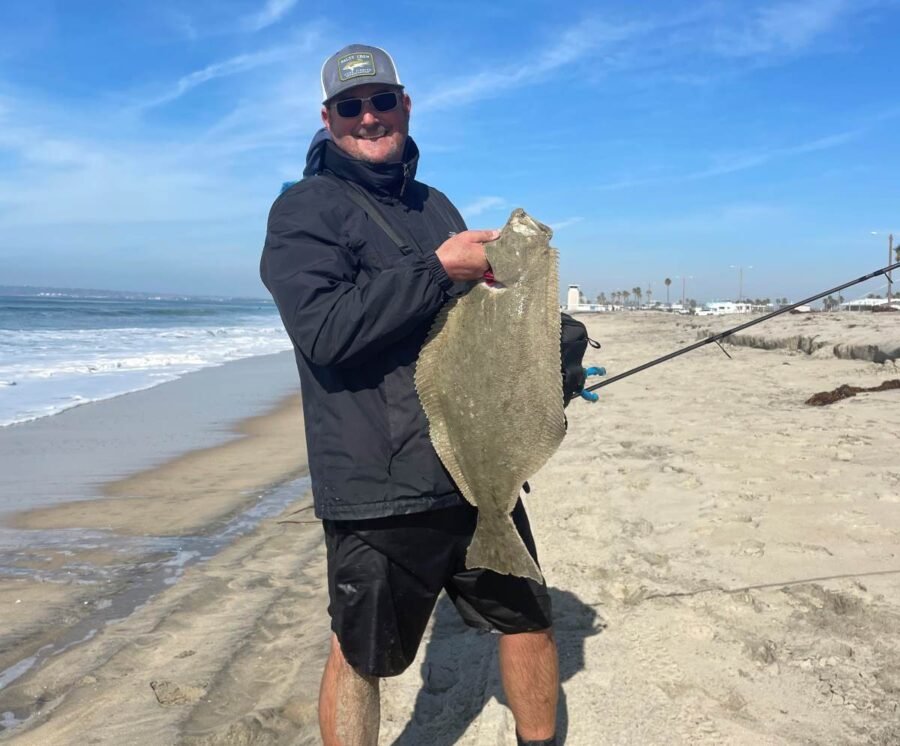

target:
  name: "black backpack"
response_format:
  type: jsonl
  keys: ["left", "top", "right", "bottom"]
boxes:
{"left": 561, "top": 313, "right": 601, "bottom": 407}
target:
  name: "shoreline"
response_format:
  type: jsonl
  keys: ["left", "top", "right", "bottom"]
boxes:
{"left": 7, "top": 392, "right": 307, "bottom": 536}
{"left": 0, "top": 353, "right": 318, "bottom": 737}
{"left": 0, "top": 351, "right": 302, "bottom": 516}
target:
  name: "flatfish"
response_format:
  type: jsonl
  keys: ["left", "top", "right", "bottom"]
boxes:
{"left": 415, "top": 209, "right": 566, "bottom": 582}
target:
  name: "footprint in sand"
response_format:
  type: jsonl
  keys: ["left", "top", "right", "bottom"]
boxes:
{"left": 731, "top": 540, "right": 765, "bottom": 558}
{"left": 621, "top": 518, "right": 654, "bottom": 537}
{"left": 150, "top": 678, "right": 207, "bottom": 706}
{"left": 782, "top": 542, "right": 833, "bottom": 556}
{"left": 424, "top": 662, "right": 458, "bottom": 694}
{"left": 741, "top": 636, "right": 778, "bottom": 665}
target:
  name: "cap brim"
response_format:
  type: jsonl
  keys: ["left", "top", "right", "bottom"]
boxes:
{"left": 323, "top": 83, "right": 405, "bottom": 105}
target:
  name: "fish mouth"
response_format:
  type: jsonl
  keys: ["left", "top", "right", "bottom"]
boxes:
{"left": 482, "top": 268, "right": 506, "bottom": 289}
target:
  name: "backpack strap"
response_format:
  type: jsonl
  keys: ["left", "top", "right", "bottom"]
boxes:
{"left": 320, "top": 173, "right": 412, "bottom": 254}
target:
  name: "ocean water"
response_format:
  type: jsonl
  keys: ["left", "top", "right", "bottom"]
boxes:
{"left": 0, "top": 290, "right": 292, "bottom": 426}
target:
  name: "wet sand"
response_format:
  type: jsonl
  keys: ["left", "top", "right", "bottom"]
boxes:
{"left": 3, "top": 312, "right": 900, "bottom": 744}
{"left": 0, "top": 353, "right": 325, "bottom": 743}
{"left": 9, "top": 394, "right": 307, "bottom": 536}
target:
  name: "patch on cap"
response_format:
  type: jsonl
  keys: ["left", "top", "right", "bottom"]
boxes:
{"left": 338, "top": 52, "right": 376, "bottom": 82}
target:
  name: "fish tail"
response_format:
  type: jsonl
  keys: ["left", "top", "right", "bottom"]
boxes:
{"left": 466, "top": 510, "right": 543, "bottom": 583}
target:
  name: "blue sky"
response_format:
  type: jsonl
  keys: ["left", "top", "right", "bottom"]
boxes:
{"left": 0, "top": 0, "right": 898, "bottom": 302}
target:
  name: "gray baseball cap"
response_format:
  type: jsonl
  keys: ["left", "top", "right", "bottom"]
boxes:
{"left": 320, "top": 44, "right": 403, "bottom": 103}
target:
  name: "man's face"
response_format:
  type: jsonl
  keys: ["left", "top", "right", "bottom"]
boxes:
{"left": 322, "top": 83, "right": 411, "bottom": 164}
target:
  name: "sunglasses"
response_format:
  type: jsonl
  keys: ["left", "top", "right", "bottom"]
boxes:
{"left": 333, "top": 91, "right": 400, "bottom": 119}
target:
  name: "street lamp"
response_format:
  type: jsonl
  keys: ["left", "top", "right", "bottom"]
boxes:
{"left": 730, "top": 265, "right": 753, "bottom": 302}
{"left": 872, "top": 232, "right": 895, "bottom": 308}
{"left": 675, "top": 275, "right": 693, "bottom": 307}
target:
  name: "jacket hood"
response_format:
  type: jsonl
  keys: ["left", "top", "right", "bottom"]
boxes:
{"left": 302, "top": 127, "right": 419, "bottom": 198}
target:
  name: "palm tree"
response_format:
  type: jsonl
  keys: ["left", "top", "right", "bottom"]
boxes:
{"left": 632, "top": 286, "right": 642, "bottom": 308}
{"left": 646, "top": 285, "right": 652, "bottom": 306}
{"left": 664, "top": 277, "right": 672, "bottom": 306}
{"left": 623, "top": 290, "right": 631, "bottom": 307}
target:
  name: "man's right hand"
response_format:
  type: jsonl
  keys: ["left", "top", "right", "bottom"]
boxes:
{"left": 435, "top": 230, "right": 500, "bottom": 281}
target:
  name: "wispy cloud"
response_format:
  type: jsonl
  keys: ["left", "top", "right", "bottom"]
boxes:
{"left": 166, "top": 10, "right": 199, "bottom": 41}
{"left": 595, "top": 126, "right": 865, "bottom": 190}
{"left": 415, "top": 3, "right": 882, "bottom": 114}
{"left": 712, "top": 0, "right": 850, "bottom": 57}
{"left": 685, "top": 127, "right": 864, "bottom": 179}
{"left": 138, "top": 46, "right": 294, "bottom": 109}
{"left": 243, "top": 0, "right": 298, "bottom": 33}
{"left": 462, "top": 196, "right": 507, "bottom": 218}
{"left": 417, "top": 19, "right": 645, "bottom": 111}
{"left": 548, "top": 217, "right": 584, "bottom": 231}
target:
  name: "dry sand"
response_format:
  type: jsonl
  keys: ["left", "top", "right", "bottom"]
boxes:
{"left": 379, "top": 311, "right": 900, "bottom": 745}
{"left": 3, "top": 311, "right": 900, "bottom": 745}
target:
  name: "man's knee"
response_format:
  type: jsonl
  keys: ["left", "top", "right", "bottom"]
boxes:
{"left": 329, "top": 634, "right": 381, "bottom": 682}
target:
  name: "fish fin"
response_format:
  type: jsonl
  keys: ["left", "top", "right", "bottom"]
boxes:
{"left": 466, "top": 511, "right": 543, "bottom": 583}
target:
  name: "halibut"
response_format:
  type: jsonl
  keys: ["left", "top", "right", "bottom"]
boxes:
{"left": 415, "top": 209, "right": 566, "bottom": 582}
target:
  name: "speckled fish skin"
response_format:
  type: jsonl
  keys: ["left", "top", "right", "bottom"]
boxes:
{"left": 415, "top": 209, "right": 566, "bottom": 582}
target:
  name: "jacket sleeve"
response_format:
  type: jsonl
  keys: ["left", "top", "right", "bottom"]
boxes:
{"left": 260, "top": 186, "right": 454, "bottom": 368}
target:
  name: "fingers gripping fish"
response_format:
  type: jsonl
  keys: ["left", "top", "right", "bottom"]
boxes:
{"left": 415, "top": 209, "right": 567, "bottom": 582}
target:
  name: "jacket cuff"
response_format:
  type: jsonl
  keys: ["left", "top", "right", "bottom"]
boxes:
{"left": 424, "top": 250, "right": 455, "bottom": 295}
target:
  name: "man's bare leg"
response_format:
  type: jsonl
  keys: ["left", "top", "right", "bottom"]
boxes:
{"left": 319, "top": 633, "right": 380, "bottom": 746}
{"left": 498, "top": 628, "right": 559, "bottom": 743}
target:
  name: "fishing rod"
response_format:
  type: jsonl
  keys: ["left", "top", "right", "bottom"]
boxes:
{"left": 584, "top": 259, "right": 900, "bottom": 395}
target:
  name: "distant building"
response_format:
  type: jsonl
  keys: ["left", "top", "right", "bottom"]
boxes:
{"left": 702, "top": 301, "right": 768, "bottom": 316}
{"left": 564, "top": 284, "right": 612, "bottom": 313}
{"left": 840, "top": 297, "right": 900, "bottom": 311}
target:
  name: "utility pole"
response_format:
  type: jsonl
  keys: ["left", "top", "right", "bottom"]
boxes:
{"left": 675, "top": 275, "right": 694, "bottom": 311}
{"left": 872, "top": 231, "right": 896, "bottom": 308}
{"left": 890, "top": 234, "right": 894, "bottom": 309}
{"left": 730, "top": 264, "right": 752, "bottom": 302}
{"left": 677, "top": 275, "right": 692, "bottom": 306}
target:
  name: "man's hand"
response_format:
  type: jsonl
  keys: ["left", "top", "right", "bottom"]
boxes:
{"left": 435, "top": 230, "right": 500, "bottom": 281}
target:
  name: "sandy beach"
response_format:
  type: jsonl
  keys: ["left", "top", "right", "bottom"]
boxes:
{"left": 2, "top": 312, "right": 899, "bottom": 744}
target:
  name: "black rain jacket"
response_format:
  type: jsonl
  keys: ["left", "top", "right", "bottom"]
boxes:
{"left": 260, "top": 132, "right": 468, "bottom": 520}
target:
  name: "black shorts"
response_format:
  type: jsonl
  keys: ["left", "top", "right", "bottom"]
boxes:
{"left": 323, "top": 500, "right": 552, "bottom": 677}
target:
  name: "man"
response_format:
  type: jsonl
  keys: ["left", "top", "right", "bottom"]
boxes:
{"left": 260, "top": 44, "right": 559, "bottom": 746}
